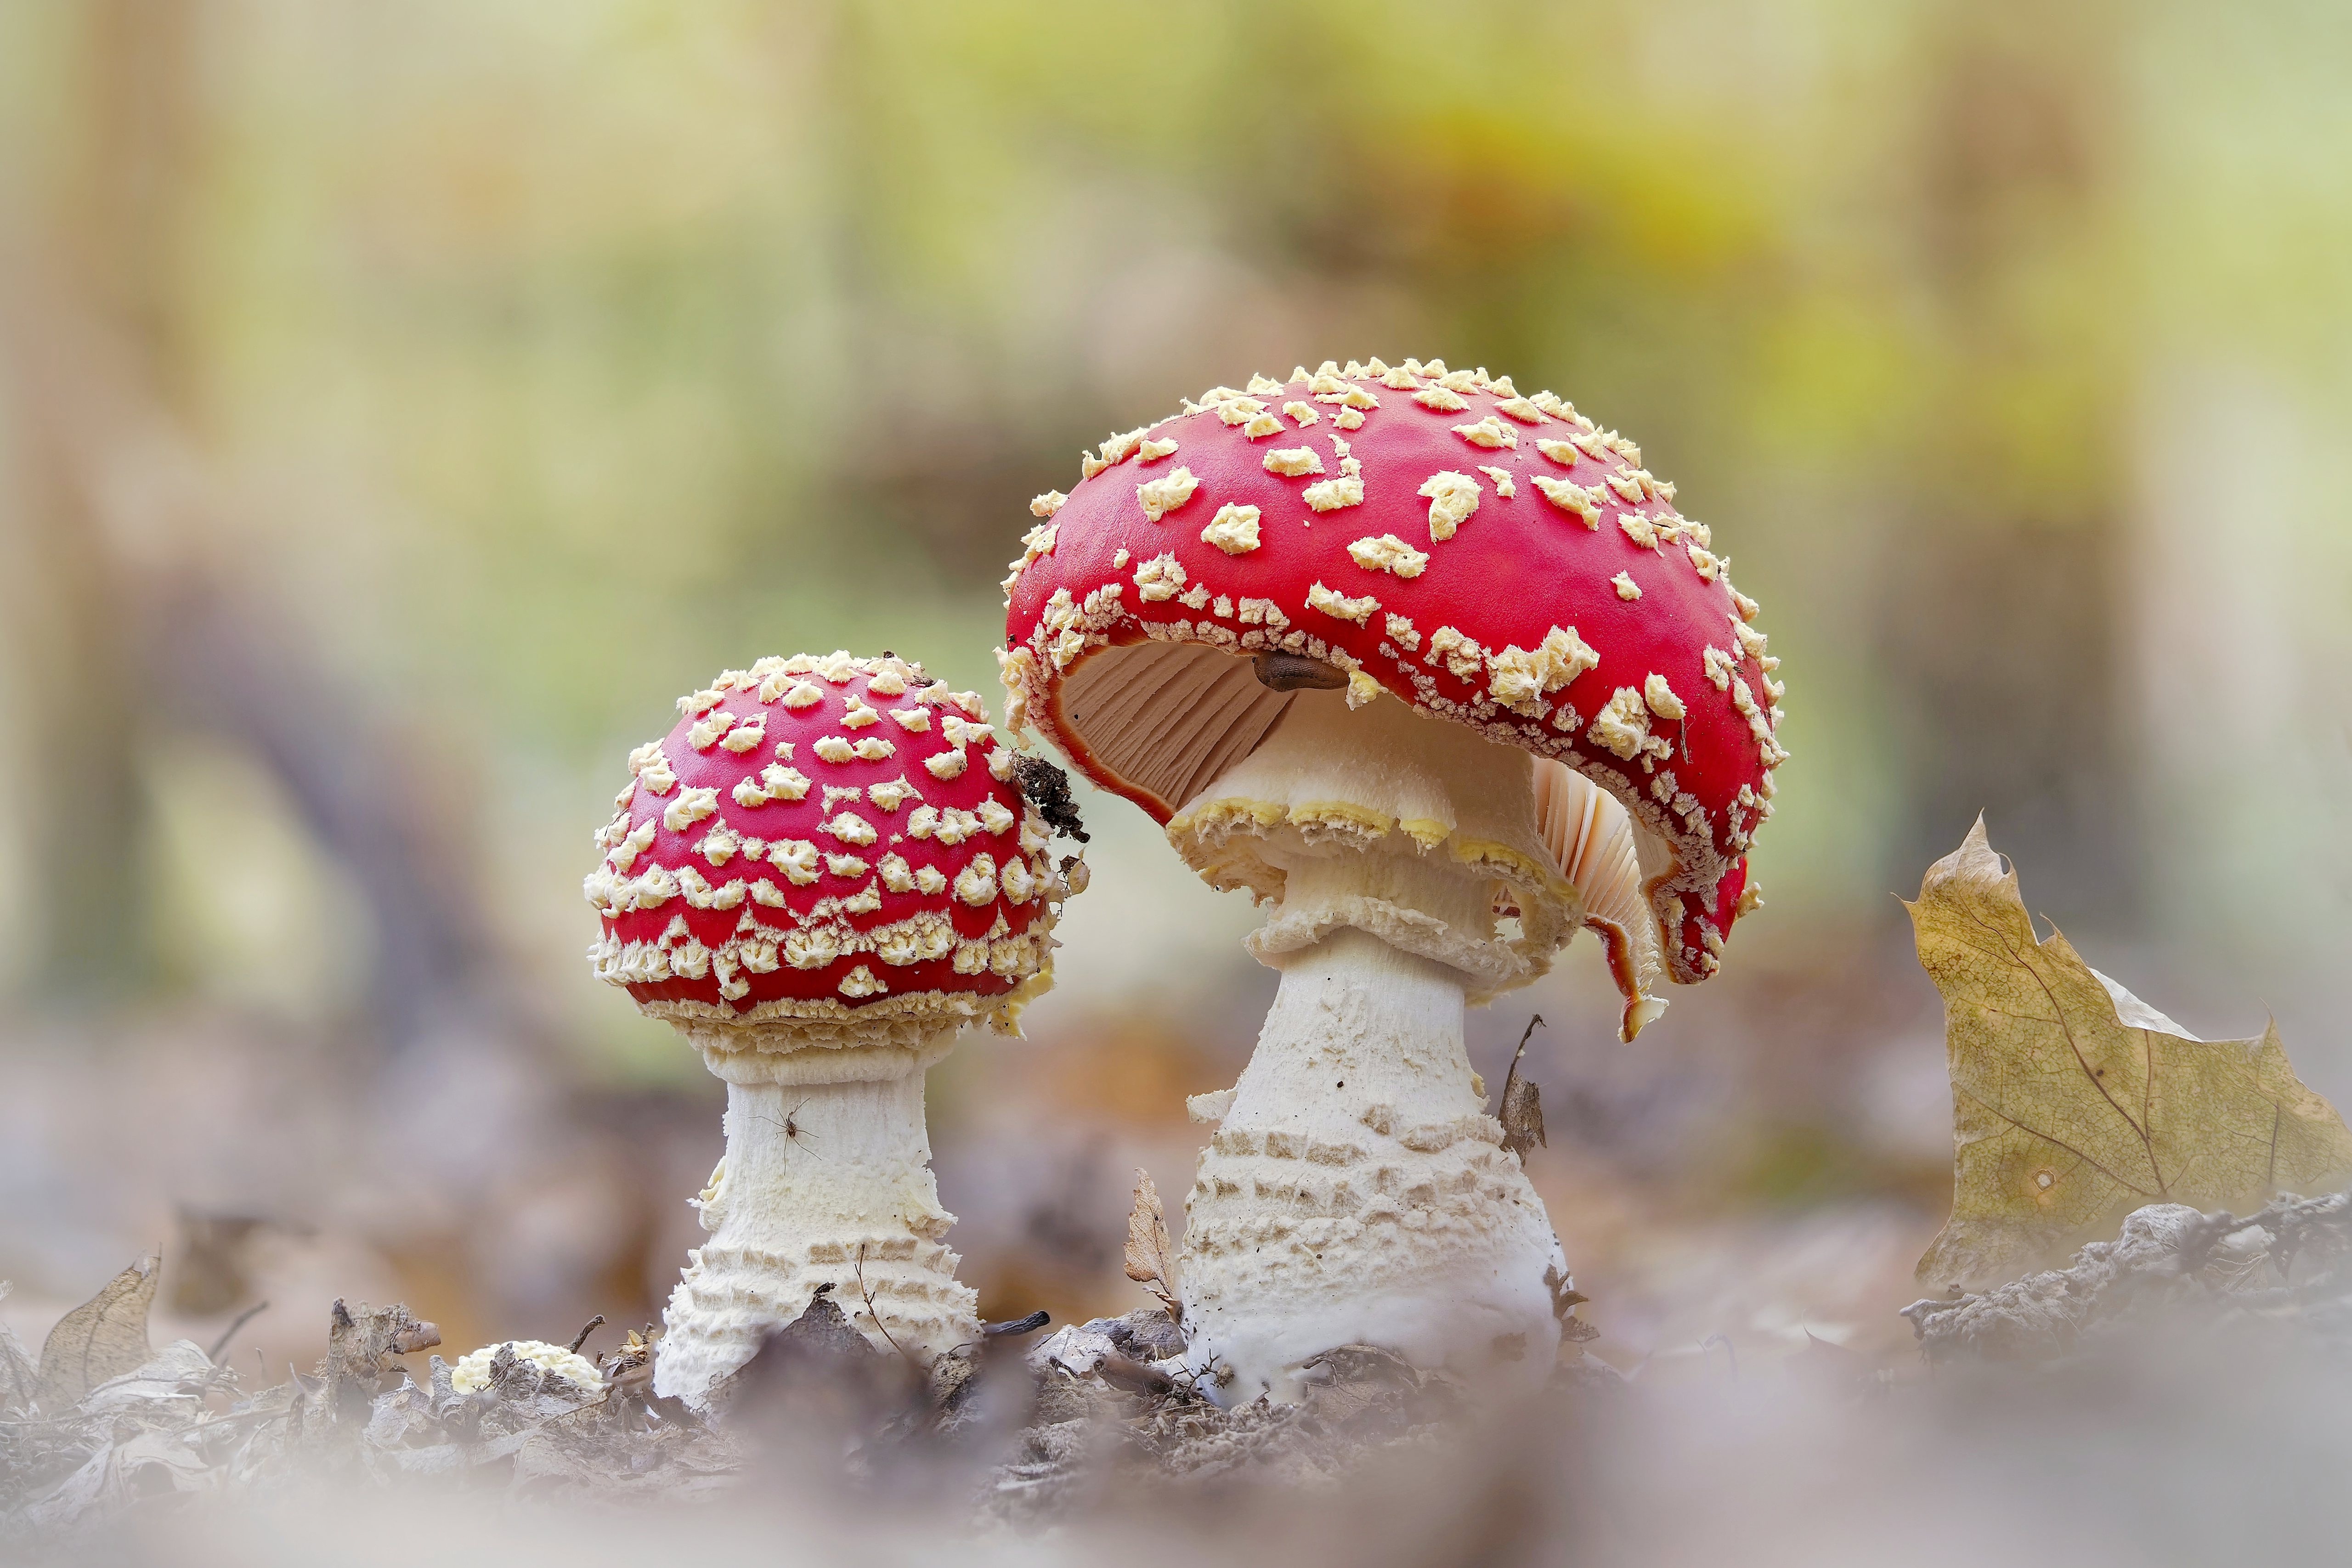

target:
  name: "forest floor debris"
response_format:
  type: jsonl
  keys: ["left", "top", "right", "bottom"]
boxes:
{"left": 1905, "top": 1190, "right": 2352, "bottom": 1363}
{"left": 0, "top": 1270, "right": 732, "bottom": 1540}
{"left": 12, "top": 1190, "right": 2352, "bottom": 1550}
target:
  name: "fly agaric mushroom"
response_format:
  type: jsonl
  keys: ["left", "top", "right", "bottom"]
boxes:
{"left": 585, "top": 651, "right": 1081, "bottom": 1407}
{"left": 999, "top": 360, "right": 1783, "bottom": 1401}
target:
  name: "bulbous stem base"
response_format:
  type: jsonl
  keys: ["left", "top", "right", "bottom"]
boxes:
{"left": 1177, "top": 928, "right": 1568, "bottom": 1404}
{"left": 653, "top": 1032, "right": 978, "bottom": 1408}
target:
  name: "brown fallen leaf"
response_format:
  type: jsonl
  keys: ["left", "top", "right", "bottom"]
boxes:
{"left": 324, "top": 1298, "right": 442, "bottom": 1424}
{"left": 1498, "top": 1015, "right": 1548, "bottom": 1162}
{"left": 599, "top": 1325, "right": 690, "bottom": 1420}
{"left": 1911, "top": 818, "right": 2352, "bottom": 1290}
{"left": 1123, "top": 1169, "right": 1182, "bottom": 1327}
{"left": 36, "top": 1254, "right": 158, "bottom": 1410}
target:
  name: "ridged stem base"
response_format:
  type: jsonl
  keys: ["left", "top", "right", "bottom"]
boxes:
{"left": 1177, "top": 928, "right": 1567, "bottom": 1404}
{"left": 653, "top": 1032, "right": 978, "bottom": 1408}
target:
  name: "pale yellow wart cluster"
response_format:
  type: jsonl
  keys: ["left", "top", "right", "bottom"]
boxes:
{"left": 583, "top": 652, "right": 1071, "bottom": 1034}
{"left": 449, "top": 1339, "right": 605, "bottom": 1395}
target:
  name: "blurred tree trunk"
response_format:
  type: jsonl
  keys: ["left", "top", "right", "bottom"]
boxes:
{"left": 1, "top": 0, "right": 488, "bottom": 1036}
{"left": 6, "top": 378, "right": 149, "bottom": 1000}
{"left": 3, "top": 0, "right": 202, "bottom": 999}
{"left": 1882, "top": 0, "right": 2142, "bottom": 928}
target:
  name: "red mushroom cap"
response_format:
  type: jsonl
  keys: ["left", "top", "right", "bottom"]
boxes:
{"left": 1000, "top": 359, "right": 1784, "bottom": 991}
{"left": 587, "top": 652, "right": 1062, "bottom": 1034}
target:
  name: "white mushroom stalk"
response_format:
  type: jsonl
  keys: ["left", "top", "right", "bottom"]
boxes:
{"left": 658, "top": 1018, "right": 973, "bottom": 1403}
{"left": 1170, "top": 690, "right": 1581, "bottom": 1404}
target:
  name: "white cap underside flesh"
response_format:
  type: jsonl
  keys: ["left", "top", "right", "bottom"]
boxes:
{"left": 1056, "top": 641, "right": 1667, "bottom": 1035}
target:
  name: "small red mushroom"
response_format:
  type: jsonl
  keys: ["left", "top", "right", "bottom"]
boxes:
{"left": 586, "top": 650, "right": 1080, "bottom": 1407}
{"left": 996, "top": 359, "right": 1785, "bottom": 1401}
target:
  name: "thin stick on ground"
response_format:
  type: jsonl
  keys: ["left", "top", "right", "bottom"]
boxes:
{"left": 854, "top": 1243, "right": 914, "bottom": 1363}
{"left": 982, "top": 1310, "right": 1051, "bottom": 1338}
{"left": 568, "top": 1314, "right": 605, "bottom": 1354}
{"left": 206, "top": 1301, "right": 270, "bottom": 1363}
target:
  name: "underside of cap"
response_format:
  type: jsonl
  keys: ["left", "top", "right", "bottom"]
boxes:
{"left": 1037, "top": 640, "right": 1670, "bottom": 1033}
{"left": 1056, "top": 638, "right": 1296, "bottom": 816}
{"left": 1533, "top": 757, "right": 1671, "bottom": 1039}
{"left": 1159, "top": 679, "right": 1576, "bottom": 999}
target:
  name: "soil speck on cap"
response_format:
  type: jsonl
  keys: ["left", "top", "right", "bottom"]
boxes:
{"left": 1012, "top": 754, "right": 1088, "bottom": 842}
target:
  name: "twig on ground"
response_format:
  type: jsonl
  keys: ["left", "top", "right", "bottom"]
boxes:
{"left": 1097, "top": 1353, "right": 1176, "bottom": 1398}
{"left": 854, "top": 1243, "right": 914, "bottom": 1363}
{"left": 206, "top": 1300, "right": 270, "bottom": 1363}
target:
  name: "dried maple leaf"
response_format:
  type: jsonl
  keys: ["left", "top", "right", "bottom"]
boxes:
{"left": 36, "top": 1254, "right": 158, "bottom": 1410}
{"left": 1123, "top": 1169, "right": 1182, "bottom": 1326}
{"left": 1911, "top": 818, "right": 2352, "bottom": 1291}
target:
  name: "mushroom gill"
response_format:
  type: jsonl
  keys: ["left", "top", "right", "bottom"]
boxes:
{"left": 1532, "top": 758, "right": 1668, "bottom": 1036}
{"left": 1057, "top": 642, "right": 1294, "bottom": 817}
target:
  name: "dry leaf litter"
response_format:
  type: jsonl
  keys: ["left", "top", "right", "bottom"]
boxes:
{"left": 0, "top": 1267, "right": 732, "bottom": 1538}
{"left": 12, "top": 821, "right": 2352, "bottom": 1551}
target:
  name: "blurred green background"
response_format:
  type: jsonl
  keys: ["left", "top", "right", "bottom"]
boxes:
{"left": 2, "top": 0, "right": 2346, "bottom": 1372}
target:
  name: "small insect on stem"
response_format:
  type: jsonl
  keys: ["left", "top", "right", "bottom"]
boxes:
{"left": 750, "top": 1099, "right": 824, "bottom": 1160}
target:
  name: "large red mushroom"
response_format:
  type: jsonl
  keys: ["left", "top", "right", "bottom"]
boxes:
{"left": 999, "top": 359, "right": 1784, "bottom": 1400}
{"left": 586, "top": 650, "right": 1080, "bottom": 1407}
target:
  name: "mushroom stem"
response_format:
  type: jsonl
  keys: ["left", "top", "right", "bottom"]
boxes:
{"left": 1168, "top": 689, "right": 1577, "bottom": 1403}
{"left": 1179, "top": 934, "right": 1568, "bottom": 1405}
{"left": 654, "top": 1027, "right": 978, "bottom": 1406}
